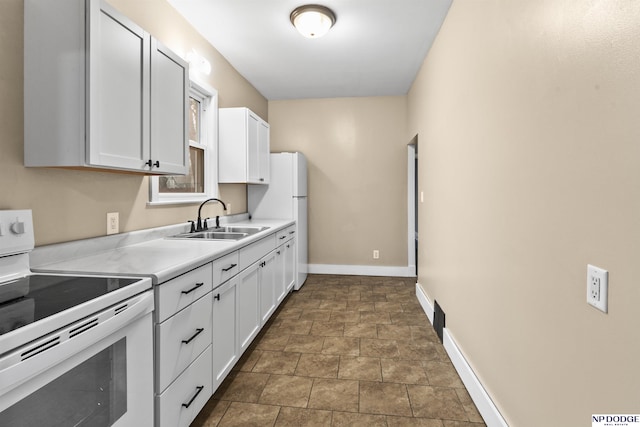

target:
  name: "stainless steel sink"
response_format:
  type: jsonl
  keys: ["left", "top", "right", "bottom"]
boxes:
{"left": 190, "top": 232, "right": 247, "bottom": 240}
{"left": 216, "top": 226, "right": 270, "bottom": 234}
{"left": 168, "top": 231, "right": 247, "bottom": 241}
{"left": 168, "top": 226, "right": 269, "bottom": 241}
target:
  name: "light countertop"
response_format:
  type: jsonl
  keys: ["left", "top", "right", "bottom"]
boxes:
{"left": 31, "top": 218, "right": 294, "bottom": 284}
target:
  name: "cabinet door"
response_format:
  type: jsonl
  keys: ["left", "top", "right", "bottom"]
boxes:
{"left": 150, "top": 38, "right": 189, "bottom": 174}
{"left": 212, "top": 279, "right": 238, "bottom": 393}
{"left": 247, "top": 112, "right": 261, "bottom": 183}
{"left": 284, "top": 238, "right": 296, "bottom": 293}
{"left": 275, "top": 246, "right": 287, "bottom": 304}
{"left": 258, "top": 120, "right": 270, "bottom": 184}
{"left": 88, "top": 1, "right": 150, "bottom": 171}
{"left": 259, "top": 250, "right": 277, "bottom": 325}
{"left": 237, "top": 263, "right": 261, "bottom": 355}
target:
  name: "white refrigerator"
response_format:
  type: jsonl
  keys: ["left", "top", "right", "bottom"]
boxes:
{"left": 248, "top": 152, "right": 308, "bottom": 290}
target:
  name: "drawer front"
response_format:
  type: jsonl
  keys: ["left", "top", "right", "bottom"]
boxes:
{"left": 156, "top": 263, "right": 213, "bottom": 322}
{"left": 238, "top": 234, "right": 276, "bottom": 271}
{"left": 211, "top": 251, "right": 239, "bottom": 285}
{"left": 276, "top": 224, "right": 296, "bottom": 243}
{"left": 157, "top": 345, "right": 212, "bottom": 427}
{"left": 156, "top": 293, "right": 213, "bottom": 392}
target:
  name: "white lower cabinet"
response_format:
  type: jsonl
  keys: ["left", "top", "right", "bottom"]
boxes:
{"left": 212, "top": 278, "right": 238, "bottom": 393}
{"left": 259, "top": 250, "right": 278, "bottom": 325}
{"left": 274, "top": 246, "right": 286, "bottom": 304}
{"left": 155, "top": 263, "right": 213, "bottom": 323}
{"left": 155, "top": 294, "right": 212, "bottom": 392}
{"left": 155, "top": 263, "right": 213, "bottom": 427}
{"left": 153, "top": 225, "right": 295, "bottom": 425}
{"left": 236, "top": 263, "right": 261, "bottom": 355}
{"left": 156, "top": 345, "right": 212, "bottom": 427}
{"left": 284, "top": 238, "right": 296, "bottom": 293}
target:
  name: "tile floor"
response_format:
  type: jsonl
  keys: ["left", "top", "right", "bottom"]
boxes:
{"left": 191, "top": 274, "right": 486, "bottom": 427}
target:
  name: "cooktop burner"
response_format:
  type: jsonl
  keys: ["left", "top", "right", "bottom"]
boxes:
{"left": 0, "top": 275, "right": 139, "bottom": 336}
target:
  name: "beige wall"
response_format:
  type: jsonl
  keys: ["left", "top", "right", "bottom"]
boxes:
{"left": 409, "top": 0, "right": 640, "bottom": 425}
{"left": 0, "top": 0, "right": 266, "bottom": 246}
{"left": 269, "top": 97, "right": 408, "bottom": 268}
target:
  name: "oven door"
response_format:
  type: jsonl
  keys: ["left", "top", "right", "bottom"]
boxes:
{"left": 0, "top": 291, "right": 154, "bottom": 427}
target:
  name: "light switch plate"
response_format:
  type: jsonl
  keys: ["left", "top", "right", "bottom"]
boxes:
{"left": 587, "top": 264, "right": 608, "bottom": 313}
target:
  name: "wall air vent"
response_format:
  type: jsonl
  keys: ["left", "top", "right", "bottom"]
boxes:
{"left": 433, "top": 300, "right": 445, "bottom": 344}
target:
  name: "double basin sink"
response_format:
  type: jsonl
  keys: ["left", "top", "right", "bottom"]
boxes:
{"left": 169, "top": 226, "right": 270, "bottom": 241}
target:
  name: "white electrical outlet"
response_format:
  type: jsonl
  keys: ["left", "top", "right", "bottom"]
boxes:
{"left": 107, "top": 212, "right": 119, "bottom": 235}
{"left": 587, "top": 264, "right": 608, "bottom": 313}
{"left": 373, "top": 250, "right": 379, "bottom": 259}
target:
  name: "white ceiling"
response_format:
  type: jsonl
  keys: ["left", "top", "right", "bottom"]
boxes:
{"left": 167, "top": 0, "right": 453, "bottom": 100}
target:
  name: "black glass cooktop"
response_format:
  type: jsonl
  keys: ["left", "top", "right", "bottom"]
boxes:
{"left": 0, "top": 275, "right": 139, "bottom": 336}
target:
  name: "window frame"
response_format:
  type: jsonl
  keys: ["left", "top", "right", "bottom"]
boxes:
{"left": 148, "top": 78, "right": 218, "bottom": 205}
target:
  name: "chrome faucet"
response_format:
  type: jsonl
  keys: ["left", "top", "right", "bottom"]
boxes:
{"left": 194, "top": 198, "right": 227, "bottom": 232}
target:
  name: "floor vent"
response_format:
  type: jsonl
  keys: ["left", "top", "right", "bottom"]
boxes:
{"left": 433, "top": 300, "right": 445, "bottom": 344}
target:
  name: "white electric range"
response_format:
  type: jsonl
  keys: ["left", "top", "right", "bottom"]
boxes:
{"left": 0, "top": 210, "right": 154, "bottom": 427}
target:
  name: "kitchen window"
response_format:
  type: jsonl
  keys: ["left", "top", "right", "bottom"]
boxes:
{"left": 148, "top": 79, "right": 218, "bottom": 205}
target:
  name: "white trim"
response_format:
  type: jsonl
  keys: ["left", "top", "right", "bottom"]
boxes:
{"left": 308, "top": 264, "right": 414, "bottom": 277}
{"left": 415, "top": 282, "right": 509, "bottom": 427}
{"left": 444, "top": 330, "right": 509, "bottom": 427}
{"left": 415, "top": 282, "right": 434, "bottom": 324}
{"left": 148, "top": 77, "right": 218, "bottom": 205}
{"left": 407, "top": 144, "right": 416, "bottom": 277}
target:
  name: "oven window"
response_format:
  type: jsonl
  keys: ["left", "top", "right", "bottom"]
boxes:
{"left": 0, "top": 338, "right": 127, "bottom": 427}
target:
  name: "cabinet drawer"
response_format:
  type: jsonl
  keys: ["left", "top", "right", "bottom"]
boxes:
{"left": 156, "top": 263, "right": 213, "bottom": 322}
{"left": 156, "top": 293, "right": 213, "bottom": 392}
{"left": 239, "top": 234, "right": 276, "bottom": 270}
{"left": 276, "top": 225, "right": 296, "bottom": 243}
{"left": 156, "top": 345, "right": 212, "bottom": 427}
{"left": 211, "top": 251, "right": 239, "bottom": 285}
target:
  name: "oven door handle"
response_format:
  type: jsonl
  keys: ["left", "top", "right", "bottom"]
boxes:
{"left": 0, "top": 291, "right": 154, "bottom": 396}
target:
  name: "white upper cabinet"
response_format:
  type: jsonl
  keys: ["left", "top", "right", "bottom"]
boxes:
{"left": 24, "top": 0, "right": 188, "bottom": 175}
{"left": 149, "top": 39, "right": 190, "bottom": 174}
{"left": 219, "top": 108, "right": 270, "bottom": 184}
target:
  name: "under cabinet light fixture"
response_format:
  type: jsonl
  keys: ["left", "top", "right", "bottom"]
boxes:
{"left": 290, "top": 5, "right": 336, "bottom": 38}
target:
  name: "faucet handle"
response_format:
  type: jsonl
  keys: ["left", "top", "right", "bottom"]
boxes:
{"left": 188, "top": 220, "right": 196, "bottom": 233}
{"left": 203, "top": 217, "right": 210, "bottom": 230}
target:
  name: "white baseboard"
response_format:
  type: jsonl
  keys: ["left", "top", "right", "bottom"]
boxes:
{"left": 308, "top": 264, "right": 414, "bottom": 277}
{"left": 415, "top": 281, "right": 434, "bottom": 324}
{"left": 415, "top": 283, "right": 509, "bottom": 427}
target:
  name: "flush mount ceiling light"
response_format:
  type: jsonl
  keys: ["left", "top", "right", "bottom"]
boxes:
{"left": 290, "top": 5, "right": 336, "bottom": 39}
